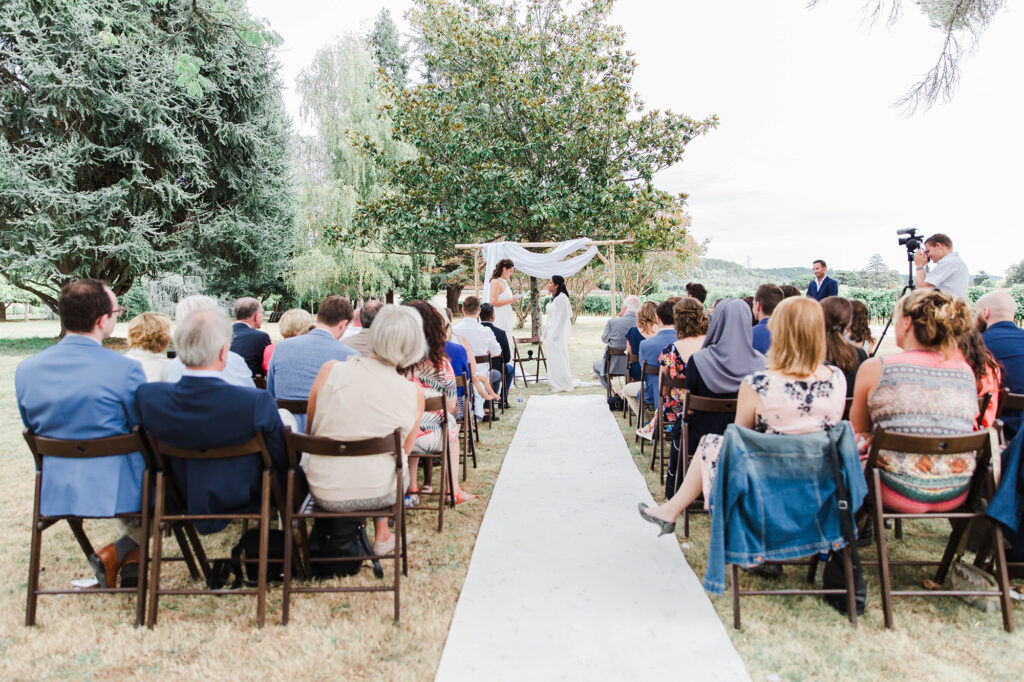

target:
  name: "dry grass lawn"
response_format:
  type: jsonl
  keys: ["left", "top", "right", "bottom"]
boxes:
{"left": 1, "top": 316, "right": 1021, "bottom": 680}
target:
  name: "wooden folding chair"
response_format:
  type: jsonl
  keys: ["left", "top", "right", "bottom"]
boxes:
{"left": 23, "top": 428, "right": 153, "bottom": 627}
{"left": 657, "top": 372, "right": 687, "bottom": 486}
{"left": 408, "top": 394, "right": 456, "bottom": 532}
{"left": 474, "top": 353, "right": 497, "bottom": 427}
{"left": 602, "top": 346, "right": 628, "bottom": 400}
{"left": 842, "top": 397, "right": 854, "bottom": 421}
{"left": 281, "top": 429, "right": 407, "bottom": 624}
{"left": 253, "top": 375, "right": 267, "bottom": 390}
{"left": 995, "top": 388, "right": 1024, "bottom": 446}
{"left": 625, "top": 353, "right": 640, "bottom": 425}
{"left": 512, "top": 336, "right": 547, "bottom": 386}
{"left": 276, "top": 398, "right": 308, "bottom": 416}
{"left": 637, "top": 363, "right": 660, "bottom": 457}
{"left": 861, "top": 425, "right": 1014, "bottom": 632}
{"left": 455, "top": 373, "right": 477, "bottom": 481}
{"left": 679, "top": 394, "right": 739, "bottom": 537}
{"left": 144, "top": 432, "right": 289, "bottom": 628}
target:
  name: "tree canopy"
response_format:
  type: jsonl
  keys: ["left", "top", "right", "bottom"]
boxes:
{"left": 0, "top": 0, "right": 294, "bottom": 312}
{"left": 352, "top": 0, "right": 717, "bottom": 258}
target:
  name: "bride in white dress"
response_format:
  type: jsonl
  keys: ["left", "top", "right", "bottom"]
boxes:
{"left": 541, "top": 275, "right": 574, "bottom": 393}
{"left": 488, "top": 258, "right": 519, "bottom": 335}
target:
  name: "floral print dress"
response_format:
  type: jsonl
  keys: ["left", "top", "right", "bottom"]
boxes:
{"left": 412, "top": 357, "right": 459, "bottom": 455}
{"left": 696, "top": 367, "right": 847, "bottom": 507}
{"left": 659, "top": 343, "right": 688, "bottom": 430}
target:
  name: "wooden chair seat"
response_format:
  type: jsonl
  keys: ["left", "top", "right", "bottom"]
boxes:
{"left": 512, "top": 336, "right": 547, "bottom": 386}
{"left": 679, "top": 394, "right": 739, "bottom": 537}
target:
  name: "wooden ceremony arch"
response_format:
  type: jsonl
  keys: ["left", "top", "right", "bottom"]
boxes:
{"left": 454, "top": 239, "right": 633, "bottom": 316}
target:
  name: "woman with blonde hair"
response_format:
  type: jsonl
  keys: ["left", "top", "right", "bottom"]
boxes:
{"left": 639, "top": 297, "right": 846, "bottom": 535}
{"left": 262, "top": 309, "right": 314, "bottom": 373}
{"left": 620, "top": 301, "right": 658, "bottom": 415}
{"left": 125, "top": 312, "right": 172, "bottom": 382}
{"left": 850, "top": 289, "right": 978, "bottom": 513}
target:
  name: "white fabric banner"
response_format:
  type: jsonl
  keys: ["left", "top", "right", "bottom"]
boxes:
{"left": 481, "top": 238, "right": 599, "bottom": 293}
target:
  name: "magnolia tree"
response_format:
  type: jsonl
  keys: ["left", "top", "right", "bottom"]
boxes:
{"left": 0, "top": 0, "right": 294, "bottom": 314}
{"left": 354, "top": 0, "right": 717, "bottom": 334}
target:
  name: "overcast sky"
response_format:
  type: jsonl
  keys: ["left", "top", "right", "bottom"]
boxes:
{"left": 246, "top": 0, "right": 1023, "bottom": 277}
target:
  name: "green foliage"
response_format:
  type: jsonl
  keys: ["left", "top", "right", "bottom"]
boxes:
{"left": 120, "top": 284, "right": 151, "bottom": 320}
{"left": 1005, "top": 260, "right": 1024, "bottom": 286}
{"left": 369, "top": 9, "right": 410, "bottom": 89}
{"left": 0, "top": 0, "right": 295, "bottom": 312}
{"left": 354, "top": 0, "right": 717, "bottom": 258}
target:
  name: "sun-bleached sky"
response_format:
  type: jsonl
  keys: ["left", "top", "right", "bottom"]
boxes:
{"left": 246, "top": 0, "right": 1023, "bottom": 277}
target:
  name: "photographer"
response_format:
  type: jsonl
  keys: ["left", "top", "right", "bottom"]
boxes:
{"left": 913, "top": 233, "right": 969, "bottom": 299}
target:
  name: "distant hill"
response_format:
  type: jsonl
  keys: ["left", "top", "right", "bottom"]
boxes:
{"left": 663, "top": 258, "right": 813, "bottom": 292}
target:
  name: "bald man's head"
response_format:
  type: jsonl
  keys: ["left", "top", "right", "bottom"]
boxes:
{"left": 975, "top": 290, "right": 1016, "bottom": 327}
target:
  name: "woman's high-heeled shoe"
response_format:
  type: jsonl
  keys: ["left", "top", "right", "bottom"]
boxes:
{"left": 638, "top": 502, "right": 676, "bottom": 537}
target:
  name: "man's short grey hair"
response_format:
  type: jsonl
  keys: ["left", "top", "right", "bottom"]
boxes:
{"left": 368, "top": 305, "right": 427, "bottom": 369}
{"left": 623, "top": 295, "right": 642, "bottom": 314}
{"left": 173, "top": 307, "right": 233, "bottom": 368}
{"left": 234, "top": 297, "right": 261, "bottom": 320}
{"left": 360, "top": 299, "right": 383, "bottom": 328}
{"left": 174, "top": 294, "right": 220, "bottom": 321}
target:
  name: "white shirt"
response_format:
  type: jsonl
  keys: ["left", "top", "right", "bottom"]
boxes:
{"left": 165, "top": 351, "right": 255, "bottom": 387}
{"left": 125, "top": 348, "right": 170, "bottom": 382}
{"left": 452, "top": 318, "right": 501, "bottom": 360}
{"left": 925, "top": 251, "right": 969, "bottom": 299}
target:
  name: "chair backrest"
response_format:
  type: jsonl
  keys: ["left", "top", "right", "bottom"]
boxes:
{"left": 683, "top": 393, "right": 739, "bottom": 414}
{"left": 253, "top": 375, "right": 267, "bottom": 390}
{"left": 423, "top": 394, "right": 448, "bottom": 414}
{"left": 627, "top": 353, "right": 639, "bottom": 364}
{"left": 842, "top": 397, "right": 853, "bottom": 421}
{"left": 996, "top": 388, "right": 1024, "bottom": 419}
{"left": 978, "top": 392, "right": 993, "bottom": 419}
{"left": 474, "top": 354, "right": 491, "bottom": 365}
{"left": 455, "top": 374, "right": 467, "bottom": 390}
{"left": 867, "top": 426, "right": 990, "bottom": 462}
{"left": 23, "top": 427, "right": 150, "bottom": 471}
{"left": 284, "top": 429, "right": 402, "bottom": 470}
{"left": 605, "top": 346, "right": 627, "bottom": 358}
{"left": 514, "top": 337, "right": 541, "bottom": 345}
{"left": 146, "top": 432, "right": 275, "bottom": 471}
{"left": 660, "top": 373, "right": 686, "bottom": 398}
{"left": 276, "top": 399, "right": 308, "bottom": 415}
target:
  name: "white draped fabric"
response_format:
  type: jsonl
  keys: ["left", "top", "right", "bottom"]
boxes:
{"left": 541, "top": 293, "right": 574, "bottom": 392}
{"left": 481, "top": 238, "right": 599, "bottom": 294}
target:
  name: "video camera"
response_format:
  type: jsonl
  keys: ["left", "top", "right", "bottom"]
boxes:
{"left": 897, "top": 227, "right": 923, "bottom": 254}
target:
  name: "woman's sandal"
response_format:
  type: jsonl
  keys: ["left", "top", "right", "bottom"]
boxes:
{"left": 453, "top": 490, "right": 475, "bottom": 505}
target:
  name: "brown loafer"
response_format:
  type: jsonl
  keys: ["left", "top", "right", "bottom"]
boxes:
{"left": 88, "top": 543, "right": 120, "bottom": 588}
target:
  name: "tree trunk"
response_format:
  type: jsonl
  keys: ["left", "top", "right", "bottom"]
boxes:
{"left": 386, "top": 290, "right": 395, "bottom": 304}
{"left": 0, "top": 304, "right": 6, "bottom": 322}
{"left": 446, "top": 283, "right": 462, "bottom": 312}
{"left": 529, "top": 277, "right": 542, "bottom": 338}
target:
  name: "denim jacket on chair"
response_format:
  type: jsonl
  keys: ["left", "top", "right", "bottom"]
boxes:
{"left": 703, "top": 422, "right": 867, "bottom": 594}
{"left": 987, "top": 429, "right": 1024, "bottom": 560}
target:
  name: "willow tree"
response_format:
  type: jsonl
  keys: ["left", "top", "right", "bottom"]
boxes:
{"left": 0, "top": 0, "right": 294, "bottom": 313}
{"left": 355, "top": 0, "right": 716, "bottom": 333}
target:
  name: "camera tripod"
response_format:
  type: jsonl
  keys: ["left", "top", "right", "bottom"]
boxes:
{"left": 870, "top": 250, "right": 917, "bottom": 357}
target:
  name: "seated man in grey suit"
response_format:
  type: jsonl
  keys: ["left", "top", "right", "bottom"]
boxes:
{"left": 592, "top": 295, "right": 641, "bottom": 390}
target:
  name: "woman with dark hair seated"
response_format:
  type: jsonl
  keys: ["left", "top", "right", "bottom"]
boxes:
{"left": 847, "top": 299, "right": 875, "bottom": 353}
{"left": 822, "top": 297, "right": 867, "bottom": 398}
{"left": 405, "top": 300, "right": 475, "bottom": 504}
{"left": 850, "top": 289, "right": 978, "bottom": 513}
{"left": 958, "top": 325, "right": 1002, "bottom": 429}
{"left": 639, "top": 297, "right": 845, "bottom": 534}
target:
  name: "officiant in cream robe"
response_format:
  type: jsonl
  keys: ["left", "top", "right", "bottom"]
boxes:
{"left": 542, "top": 276, "right": 574, "bottom": 393}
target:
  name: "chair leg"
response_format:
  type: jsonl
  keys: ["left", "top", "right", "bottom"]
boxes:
{"left": 171, "top": 523, "right": 200, "bottom": 580}
{"left": 282, "top": 474, "right": 295, "bottom": 626}
{"left": 66, "top": 518, "right": 96, "bottom": 559}
{"left": 842, "top": 546, "right": 858, "bottom": 629}
{"left": 394, "top": 509, "right": 402, "bottom": 624}
{"left": 256, "top": 472, "right": 271, "bottom": 629}
{"left": 871, "top": 472, "right": 894, "bottom": 629}
{"left": 805, "top": 553, "right": 819, "bottom": 584}
{"left": 894, "top": 518, "right": 903, "bottom": 540}
{"left": 935, "top": 518, "right": 970, "bottom": 584}
{"left": 25, "top": 509, "right": 43, "bottom": 627}
{"left": 400, "top": 501, "right": 409, "bottom": 577}
{"left": 147, "top": 473, "right": 166, "bottom": 629}
{"left": 731, "top": 563, "right": 741, "bottom": 629}
{"left": 135, "top": 473, "right": 152, "bottom": 628}
{"left": 990, "top": 522, "right": 1015, "bottom": 633}
{"left": 436, "top": 446, "right": 446, "bottom": 533}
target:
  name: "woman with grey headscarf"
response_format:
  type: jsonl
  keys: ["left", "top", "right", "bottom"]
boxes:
{"left": 638, "top": 299, "right": 765, "bottom": 533}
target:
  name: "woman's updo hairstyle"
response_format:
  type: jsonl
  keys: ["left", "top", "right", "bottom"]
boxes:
{"left": 896, "top": 288, "right": 970, "bottom": 352}
{"left": 673, "top": 297, "right": 709, "bottom": 339}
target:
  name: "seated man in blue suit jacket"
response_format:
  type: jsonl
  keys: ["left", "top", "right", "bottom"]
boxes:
{"left": 230, "top": 297, "right": 272, "bottom": 378}
{"left": 637, "top": 300, "right": 679, "bottom": 420}
{"left": 752, "top": 284, "right": 784, "bottom": 354}
{"left": 806, "top": 259, "right": 839, "bottom": 301}
{"left": 977, "top": 290, "right": 1024, "bottom": 439}
{"left": 136, "top": 306, "right": 291, "bottom": 535}
{"left": 16, "top": 279, "right": 148, "bottom": 588}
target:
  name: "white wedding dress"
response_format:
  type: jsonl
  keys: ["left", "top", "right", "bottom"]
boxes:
{"left": 493, "top": 279, "right": 516, "bottom": 335}
{"left": 542, "top": 293, "right": 574, "bottom": 393}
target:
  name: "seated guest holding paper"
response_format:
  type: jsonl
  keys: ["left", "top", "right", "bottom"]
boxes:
{"left": 343, "top": 299, "right": 382, "bottom": 357}
{"left": 822, "top": 297, "right": 867, "bottom": 398}
{"left": 16, "top": 279, "right": 148, "bottom": 587}
{"left": 751, "top": 284, "right": 783, "bottom": 354}
{"left": 125, "top": 312, "right": 172, "bottom": 382}
{"left": 592, "top": 294, "right": 640, "bottom": 392}
{"left": 406, "top": 301, "right": 475, "bottom": 503}
{"left": 231, "top": 297, "right": 272, "bottom": 378}
{"left": 268, "top": 295, "right": 357, "bottom": 430}
{"left": 849, "top": 289, "right": 977, "bottom": 513}
{"left": 480, "top": 303, "right": 515, "bottom": 405}
{"left": 165, "top": 296, "right": 254, "bottom": 387}
{"left": 639, "top": 297, "right": 845, "bottom": 534}
{"left": 976, "top": 289, "right": 1024, "bottom": 439}
{"left": 306, "top": 304, "right": 425, "bottom": 555}
{"left": 262, "top": 308, "right": 313, "bottom": 373}
{"left": 136, "top": 306, "right": 291, "bottom": 534}
{"left": 622, "top": 301, "right": 659, "bottom": 414}
{"left": 660, "top": 298, "right": 709, "bottom": 494}
{"left": 634, "top": 300, "right": 679, "bottom": 437}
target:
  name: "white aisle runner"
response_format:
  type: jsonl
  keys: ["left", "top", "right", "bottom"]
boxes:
{"left": 435, "top": 395, "right": 749, "bottom": 681}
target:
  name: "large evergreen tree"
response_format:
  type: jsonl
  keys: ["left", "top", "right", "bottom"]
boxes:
{"left": 0, "top": 0, "right": 294, "bottom": 312}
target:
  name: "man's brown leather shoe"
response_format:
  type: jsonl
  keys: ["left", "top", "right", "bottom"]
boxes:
{"left": 88, "top": 543, "right": 120, "bottom": 588}
{"left": 119, "top": 549, "right": 140, "bottom": 588}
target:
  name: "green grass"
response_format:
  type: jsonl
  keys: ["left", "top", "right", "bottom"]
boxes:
{"left": 0, "top": 337, "right": 59, "bottom": 356}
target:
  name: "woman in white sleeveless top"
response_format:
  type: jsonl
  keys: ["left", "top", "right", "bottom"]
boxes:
{"left": 488, "top": 258, "right": 518, "bottom": 335}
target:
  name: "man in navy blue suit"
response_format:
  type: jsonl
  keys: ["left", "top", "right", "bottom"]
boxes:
{"left": 16, "top": 279, "right": 147, "bottom": 587}
{"left": 977, "top": 290, "right": 1024, "bottom": 439}
{"left": 806, "top": 259, "right": 839, "bottom": 301}
{"left": 480, "top": 303, "right": 514, "bottom": 405}
{"left": 230, "top": 297, "right": 272, "bottom": 378}
{"left": 136, "top": 306, "right": 291, "bottom": 534}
